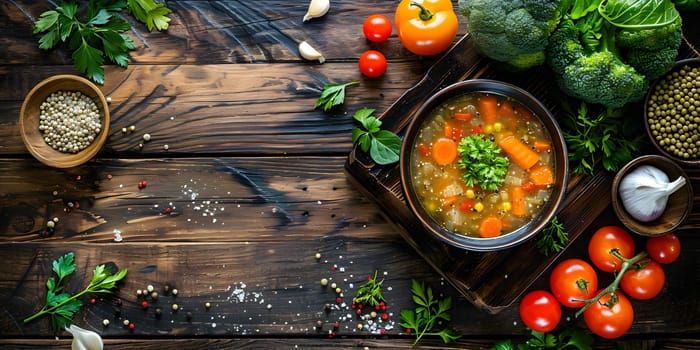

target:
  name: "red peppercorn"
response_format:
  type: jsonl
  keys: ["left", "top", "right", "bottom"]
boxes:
{"left": 90, "top": 298, "right": 96, "bottom": 305}
{"left": 357, "top": 303, "right": 363, "bottom": 309}
{"left": 406, "top": 328, "right": 412, "bottom": 334}
{"left": 333, "top": 321, "right": 340, "bottom": 329}
{"left": 356, "top": 309, "right": 362, "bottom": 315}
{"left": 331, "top": 265, "right": 337, "bottom": 271}
{"left": 367, "top": 275, "right": 373, "bottom": 281}
{"left": 381, "top": 313, "right": 388, "bottom": 320}
{"left": 335, "top": 297, "right": 342, "bottom": 303}
{"left": 380, "top": 328, "right": 386, "bottom": 335}
{"left": 129, "top": 323, "right": 135, "bottom": 330}
{"left": 74, "top": 202, "right": 80, "bottom": 209}
{"left": 351, "top": 304, "right": 356, "bottom": 309}
{"left": 165, "top": 207, "right": 172, "bottom": 214}
{"left": 141, "top": 300, "right": 149, "bottom": 309}
{"left": 375, "top": 305, "right": 380, "bottom": 311}
{"left": 329, "top": 331, "right": 336, "bottom": 338}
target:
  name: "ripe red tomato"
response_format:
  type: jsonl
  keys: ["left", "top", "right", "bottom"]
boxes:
{"left": 646, "top": 233, "right": 681, "bottom": 264}
{"left": 620, "top": 258, "right": 666, "bottom": 300}
{"left": 358, "top": 50, "right": 387, "bottom": 78}
{"left": 363, "top": 14, "right": 393, "bottom": 43}
{"left": 549, "top": 258, "right": 599, "bottom": 308}
{"left": 588, "top": 226, "right": 635, "bottom": 273}
{"left": 583, "top": 290, "right": 634, "bottom": 339}
{"left": 519, "top": 290, "right": 561, "bottom": 333}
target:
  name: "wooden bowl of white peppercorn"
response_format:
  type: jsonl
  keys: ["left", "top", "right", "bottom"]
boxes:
{"left": 19, "top": 75, "right": 110, "bottom": 168}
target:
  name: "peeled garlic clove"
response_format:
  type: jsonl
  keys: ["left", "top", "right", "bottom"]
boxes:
{"left": 65, "top": 324, "right": 103, "bottom": 350}
{"left": 298, "top": 41, "right": 325, "bottom": 63}
{"left": 303, "top": 0, "right": 330, "bottom": 22}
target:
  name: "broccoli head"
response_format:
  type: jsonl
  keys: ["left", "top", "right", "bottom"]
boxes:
{"left": 616, "top": 16, "right": 683, "bottom": 80}
{"left": 458, "top": 0, "right": 562, "bottom": 70}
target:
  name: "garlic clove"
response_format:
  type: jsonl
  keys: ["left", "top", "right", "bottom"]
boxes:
{"left": 65, "top": 324, "right": 103, "bottom": 350}
{"left": 618, "top": 164, "right": 687, "bottom": 222}
{"left": 298, "top": 41, "right": 326, "bottom": 63}
{"left": 303, "top": 0, "right": 330, "bottom": 22}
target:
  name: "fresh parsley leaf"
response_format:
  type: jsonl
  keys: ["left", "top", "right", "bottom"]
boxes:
{"left": 353, "top": 271, "right": 385, "bottom": 307}
{"left": 351, "top": 108, "right": 401, "bottom": 165}
{"left": 490, "top": 328, "right": 593, "bottom": 350}
{"left": 457, "top": 134, "right": 509, "bottom": 191}
{"left": 316, "top": 82, "right": 359, "bottom": 111}
{"left": 536, "top": 216, "right": 569, "bottom": 256}
{"left": 24, "top": 252, "right": 128, "bottom": 334}
{"left": 127, "top": 0, "right": 173, "bottom": 32}
{"left": 399, "top": 279, "right": 461, "bottom": 346}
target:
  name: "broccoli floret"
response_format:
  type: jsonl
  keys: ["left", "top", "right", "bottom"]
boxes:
{"left": 616, "top": 17, "right": 683, "bottom": 80}
{"left": 458, "top": 0, "right": 562, "bottom": 70}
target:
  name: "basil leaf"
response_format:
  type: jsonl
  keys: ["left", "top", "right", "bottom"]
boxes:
{"left": 370, "top": 132, "right": 401, "bottom": 165}
{"left": 599, "top": 0, "right": 680, "bottom": 28}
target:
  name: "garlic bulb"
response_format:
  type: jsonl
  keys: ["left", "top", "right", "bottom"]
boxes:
{"left": 618, "top": 164, "right": 687, "bottom": 222}
{"left": 303, "top": 0, "right": 330, "bottom": 22}
{"left": 298, "top": 41, "right": 325, "bottom": 63}
{"left": 65, "top": 324, "right": 103, "bottom": 350}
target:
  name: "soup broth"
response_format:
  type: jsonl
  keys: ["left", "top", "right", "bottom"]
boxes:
{"left": 409, "top": 91, "right": 556, "bottom": 238}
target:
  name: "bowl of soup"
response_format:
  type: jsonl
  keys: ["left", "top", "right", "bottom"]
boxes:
{"left": 400, "top": 79, "right": 568, "bottom": 251}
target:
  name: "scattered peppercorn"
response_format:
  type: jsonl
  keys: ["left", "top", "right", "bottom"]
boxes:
{"left": 146, "top": 284, "right": 154, "bottom": 293}
{"left": 381, "top": 313, "right": 388, "bottom": 320}
{"left": 171, "top": 288, "right": 178, "bottom": 296}
{"left": 330, "top": 282, "right": 337, "bottom": 289}
{"left": 315, "top": 320, "right": 324, "bottom": 328}
{"left": 163, "top": 284, "right": 171, "bottom": 295}
{"left": 335, "top": 287, "right": 342, "bottom": 294}
{"left": 129, "top": 125, "right": 136, "bottom": 132}
{"left": 171, "top": 303, "right": 179, "bottom": 311}
{"left": 155, "top": 307, "right": 162, "bottom": 318}
{"left": 324, "top": 303, "right": 332, "bottom": 312}
{"left": 136, "top": 289, "right": 143, "bottom": 297}
{"left": 129, "top": 323, "right": 135, "bottom": 330}
{"left": 335, "top": 297, "right": 342, "bottom": 303}
{"left": 102, "top": 319, "right": 110, "bottom": 327}
{"left": 141, "top": 300, "right": 149, "bottom": 309}
{"left": 123, "top": 319, "right": 130, "bottom": 326}
{"left": 320, "top": 278, "right": 328, "bottom": 287}
{"left": 143, "top": 133, "right": 151, "bottom": 142}
{"left": 315, "top": 252, "right": 321, "bottom": 260}
{"left": 205, "top": 302, "right": 211, "bottom": 309}
{"left": 151, "top": 291, "right": 159, "bottom": 300}
{"left": 165, "top": 207, "right": 172, "bottom": 214}
{"left": 46, "top": 221, "right": 55, "bottom": 229}
{"left": 90, "top": 298, "right": 96, "bottom": 305}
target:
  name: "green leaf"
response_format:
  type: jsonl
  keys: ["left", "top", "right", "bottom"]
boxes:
{"left": 38, "top": 29, "right": 61, "bottom": 50}
{"left": 600, "top": 0, "right": 680, "bottom": 29}
{"left": 88, "top": 9, "right": 112, "bottom": 26}
{"left": 490, "top": 340, "right": 516, "bottom": 350}
{"left": 53, "top": 252, "right": 76, "bottom": 283}
{"left": 353, "top": 108, "right": 375, "bottom": 123}
{"left": 457, "top": 135, "right": 509, "bottom": 190}
{"left": 56, "top": 1, "right": 78, "bottom": 19}
{"left": 370, "top": 131, "right": 401, "bottom": 165}
{"left": 33, "top": 10, "right": 59, "bottom": 34}
{"left": 315, "top": 82, "right": 359, "bottom": 111}
{"left": 73, "top": 39, "right": 105, "bottom": 84}
{"left": 400, "top": 279, "right": 460, "bottom": 345}
{"left": 127, "top": 0, "right": 172, "bottom": 31}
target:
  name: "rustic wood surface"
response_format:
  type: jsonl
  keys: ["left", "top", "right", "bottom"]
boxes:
{"left": 0, "top": 1, "right": 698, "bottom": 349}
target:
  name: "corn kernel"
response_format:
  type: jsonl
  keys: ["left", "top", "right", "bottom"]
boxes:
{"left": 494, "top": 122, "right": 503, "bottom": 132}
{"left": 483, "top": 124, "right": 494, "bottom": 134}
{"left": 465, "top": 189, "right": 475, "bottom": 199}
{"left": 501, "top": 201, "right": 512, "bottom": 211}
{"left": 474, "top": 202, "right": 484, "bottom": 212}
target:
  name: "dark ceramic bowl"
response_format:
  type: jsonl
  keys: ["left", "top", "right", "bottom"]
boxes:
{"left": 644, "top": 58, "right": 700, "bottom": 168}
{"left": 612, "top": 155, "right": 693, "bottom": 236}
{"left": 400, "top": 79, "right": 568, "bottom": 252}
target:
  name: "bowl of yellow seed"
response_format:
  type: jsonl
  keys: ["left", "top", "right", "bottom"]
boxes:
{"left": 19, "top": 75, "right": 110, "bottom": 168}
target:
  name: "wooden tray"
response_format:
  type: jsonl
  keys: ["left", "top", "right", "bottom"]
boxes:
{"left": 345, "top": 29, "right": 700, "bottom": 313}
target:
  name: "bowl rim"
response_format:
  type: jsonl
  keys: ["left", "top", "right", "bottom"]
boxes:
{"left": 399, "top": 79, "right": 568, "bottom": 252}
{"left": 611, "top": 154, "right": 693, "bottom": 236}
{"left": 19, "top": 74, "right": 110, "bottom": 168}
{"left": 643, "top": 57, "right": 700, "bottom": 168}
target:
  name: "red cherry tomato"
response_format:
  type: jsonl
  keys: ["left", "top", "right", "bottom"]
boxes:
{"left": 519, "top": 290, "right": 561, "bottom": 333}
{"left": 549, "top": 258, "right": 599, "bottom": 308}
{"left": 583, "top": 290, "right": 634, "bottom": 339}
{"left": 358, "top": 50, "right": 387, "bottom": 78}
{"left": 646, "top": 233, "right": 681, "bottom": 264}
{"left": 363, "top": 14, "right": 393, "bottom": 43}
{"left": 588, "top": 226, "right": 635, "bottom": 273}
{"left": 620, "top": 258, "right": 666, "bottom": 300}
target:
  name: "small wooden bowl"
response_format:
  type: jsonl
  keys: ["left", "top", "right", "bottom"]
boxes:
{"left": 611, "top": 155, "right": 693, "bottom": 236}
{"left": 19, "top": 75, "right": 110, "bottom": 168}
{"left": 644, "top": 58, "right": 700, "bottom": 168}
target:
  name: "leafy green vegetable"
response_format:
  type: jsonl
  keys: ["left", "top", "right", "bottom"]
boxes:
{"left": 24, "top": 252, "right": 128, "bottom": 333}
{"left": 399, "top": 279, "right": 461, "bottom": 345}
{"left": 599, "top": 0, "right": 679, "bottom": 28}
{"left": 457, "top": 134, "right": 509, "bottom": 191}
{"left": 537, "top": 216, "right": 569, "bottom": 257}
{"left": 490, "top": 327, "right": 594, "bottom": 350}
{"left": 316, "top": 81, "right": 359, "bottom": 111}
{"left": 351, "top": 108, "right": 402, "bottom": 165}
{"left": 33, "top": 0, "right": 172, "bottom": 84}
{"left": 561, "top": 101, "right": 642, "bottom": 175}
{"left": 353, "top": 271, "right": 385, "bottom": 307}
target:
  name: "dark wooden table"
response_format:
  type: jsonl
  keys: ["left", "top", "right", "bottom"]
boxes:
{"left": 1, "top": 1, "right": 698, "bottom": 349}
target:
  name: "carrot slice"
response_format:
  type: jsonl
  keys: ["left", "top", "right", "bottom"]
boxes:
{"left": 510, "top": 186, "right": 526, "bottom": 217}
{"left": 442, "top": 195, "right": 459, "bottom": 208}
{"left": 431, "top": 138, "right": 458, "bottom": 166}
{"left": 479, "top": 95, "right": 498, "bottom": 124}
{"left": 533, "top": 141, "right": 552, "bottom": 151}
{"left": 454, "top": 112, "right": 473, "bottom": 121}
{"left": 479, "top": 216, "right": 503, "bottom": 238}
{"left": 529, "top": 165, "right": 555, "bottom": 186}
{"left": 498, "top": 135, "right": 539, "bottom": 170}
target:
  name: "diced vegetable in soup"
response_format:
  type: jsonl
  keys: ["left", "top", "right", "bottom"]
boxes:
{"left": 409, "top": 92, "right": 555, "bottom": 238}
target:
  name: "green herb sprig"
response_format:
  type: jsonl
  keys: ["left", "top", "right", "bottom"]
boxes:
{"left": 399, "top": 279, "right": 461, "bottom": 345}
{"left": 490, "top": 327, "right": 593, "bottom": 350}
{"left": 536, "top": 216, "right": 569, "bottom": 257}
{"left": 562, "top": 101, "right": 642, "bottom": 176}
{"left": 23, "top": 252, "right": 128, "bottom": 333}
{"left": 352, "top": 108, "right": 402, "bottom": 165}
{"left": 33, "top": 0, "right": 172, "bottom": 84}
{"left": 353, "top": 270, "right": 385, "bottom": 307}
{"left": 457, "top": 134, "right": 509, "bottom": 191}
{"left": 316, "top": 81, "right": 359, "bottom": 111}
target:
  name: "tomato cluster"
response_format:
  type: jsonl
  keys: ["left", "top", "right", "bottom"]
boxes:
{"left": 519, "top": 226, "right": 681, "bottom": 339}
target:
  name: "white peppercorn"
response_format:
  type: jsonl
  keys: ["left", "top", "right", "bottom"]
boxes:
{"left": 38, "top": 90, "right": 102, "bottom": 153}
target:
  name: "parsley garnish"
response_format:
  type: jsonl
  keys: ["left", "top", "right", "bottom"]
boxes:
{"left": 490, "top": 327, "right": 593, "bottom": 350}
{"left": 536, "top": 216, "right": 569, "bottom": 257}
{"left": 23, "top": 252, "right": 128, "bottom": 333}
{"left": 562, "top": 101, "right": 642, "bottom": 176}
{"left": 457, "top": 134, "right": 509, "bottom": 191}
{"left": 353, "top": 270, "right": 385, "bottom": 307}
{"left": 399, "top": 279, "right": 461, "bottom": 345}
{"left": 316, "top": 81, "right": 359, "bottom": 111}
{"left": 33, "top": 0, "right": 172, "bottom": 84}
{"left": 351, "top": 108, "right": 402, "bottom": 165}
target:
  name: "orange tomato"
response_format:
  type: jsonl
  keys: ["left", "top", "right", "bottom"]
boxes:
{"left": 394, "top": 0, "right": 458, "bottom": 56}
